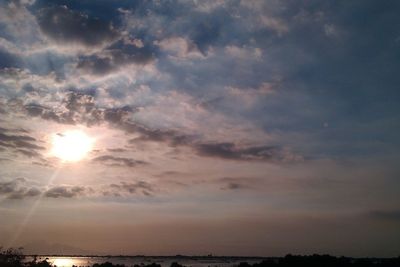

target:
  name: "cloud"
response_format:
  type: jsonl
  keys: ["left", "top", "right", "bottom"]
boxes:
{"left": 0, "top": 178, "right": 24, "bottom": 194}
{"left": 128, "top": 126, "right": 193, "bottom": 147}
{"left": 369, "top": 210, "right": 400, "bottom": 221}
{"left": 155, "top": 171, "right": 186, "bottom": 178}
{"left": 0, "top": 127, "right": 44, "bottom": 158}
{"left": 6, "top": 88, "right": 299, "bottom": 163}
{"left": 0, "top": 179, "right": 92, "bottom": 200}
{"left": 107, "top": 148, "right": 127, "bottom": 153}
{"left": 0, "top": 178, "right": 41, "bottom": 199}
{"left": 8, "top": 89, "right": 194, "bottom": 145}
{"left": 36, "top": 5, "right": 118, "bottom": 47}
{"left": 106, "top": 181, "right": 155, "bottom": 196}
{"left": 92, "top": 155, "right": 146, "bottom": 168}
{"left": 156, "top": 37, "right": 204, "bottom": 60}
{"left": 76, "top": 40, "right": 155, "bottom": 75}
{"left": 188, "top": 14, "right": 227, "bottom": 55}
{"left": 0, "top": 178, "right": 98, "bottom": 200}
{"left": 103, "top": 106, "right": 137, "bottom": 124}
{"left": 13, "top": 140, "right": 44, "bottom": 151}
{"left": 0, "top": 131, "right": 35, "bottom": 143}
{"left": 11, "top": 88, "right": 295, "bottom": 163}
{"left": 32, "top": 159, "right": 54, "bottom": 168}
{"left": 44, "top": 185, "right": 86, "bottom": 198}
{"left": 21, "top": 91, "right": 136, "bottom": 126}
{"left": 15, "top": 149, "right": 40, "bottom": 158}
{"left": 222, "top": 182, "right": 245, "bottom": 190}
{"left": 217, "top": 177, "right": 254, "bottom": 191}
{"left": 194, "top": 142, "right": 301, "bottom": 162}
{"left": 24, "top": 103, "right": 73, "bottom": 124}
{"left": 8, "top": 187, "right": 41, "bottom": 199}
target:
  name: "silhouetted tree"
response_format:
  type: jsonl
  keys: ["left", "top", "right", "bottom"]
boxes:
{"left": 134, "top": 263, "right": 161, "bottom": 267}
{"left": 0, "top": 247, "right": 25, "bottom": 267}
{"left": 93, "top": 262, "right": 125, "bottom": 267}
{"left": 170, "top": 262, "right": 185, "bottom": 267}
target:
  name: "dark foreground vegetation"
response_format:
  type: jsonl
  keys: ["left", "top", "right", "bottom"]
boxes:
{"left": 239, "top": 255, "right": 400, "bottom": 267}
{"left": 1, "top": 248, "right": 400, "bottom": 267}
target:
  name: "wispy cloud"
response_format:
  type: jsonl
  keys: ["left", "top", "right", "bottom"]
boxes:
{"left": 44, "top": 185, "right": 87, "bottom": 198}
{"left": 0, "top": 178, "right": 89, "bottom": 200}
{"left": 92, "top": 155, "right": 147, "bottom": 168}
{"left": 104, "top": 181, "right": 156, "bottom": 197}
{"left": 0, "top": 127, "right": 44, "bottom": 158}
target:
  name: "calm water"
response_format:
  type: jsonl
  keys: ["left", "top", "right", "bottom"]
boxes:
{"left": 28, "top": 256, "right": 266, "bottom": 267}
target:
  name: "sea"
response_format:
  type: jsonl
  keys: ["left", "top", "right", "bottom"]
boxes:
{"left": 27, "top": 256, "right": 267, "bottom": 267}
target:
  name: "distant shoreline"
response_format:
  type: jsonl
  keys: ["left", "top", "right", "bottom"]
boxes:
{"left": 27, "top": 255, "right": 270, "bottom": 259}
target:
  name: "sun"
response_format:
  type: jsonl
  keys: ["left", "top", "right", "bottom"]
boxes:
{"left": 51, "top": 130, "right": 94, "bottom": 162}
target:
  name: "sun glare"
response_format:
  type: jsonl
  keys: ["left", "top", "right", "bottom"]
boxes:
{"left": 51, "top": 130, "right": 94, "bottom": 162}
{"left": 52, "top": 258, "right": 75, "bottom": 267}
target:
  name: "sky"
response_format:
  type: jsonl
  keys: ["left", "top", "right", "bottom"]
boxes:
{"left": 0, "top": 0, "right": 400, "bottom": 257}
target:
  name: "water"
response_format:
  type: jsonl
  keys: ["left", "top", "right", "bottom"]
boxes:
{"left": 27, "top": 256, "right": 266, "bottom": 267}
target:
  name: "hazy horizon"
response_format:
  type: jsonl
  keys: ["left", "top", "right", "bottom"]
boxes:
{"left": 0, "top": 0, "right": 399, "bottom": 258}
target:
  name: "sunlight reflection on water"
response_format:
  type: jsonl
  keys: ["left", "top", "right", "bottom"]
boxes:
{"left": 30, "top": 256, "right": 264, "bottom": 267}
{"left": 36, "top": 257, "right": 92, "bottom": 267}
{"left": 52, "top": 258, "right": 75, "bottom": 266}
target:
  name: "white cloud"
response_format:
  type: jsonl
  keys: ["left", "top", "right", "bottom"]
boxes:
{"left": 156, "top": 37, "right": 205, "bottom": 60}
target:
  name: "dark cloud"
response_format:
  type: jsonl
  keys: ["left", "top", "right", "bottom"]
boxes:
{"left": 76, "top": 40, "right": 155, "bottom": 75}
{"left": 103, "top": 106, "right": 136, "bottom": 124}
{"left": 224, "top": 182, "right": 244, "bottom": 190}
{"left": 0, "top": 128, "right": 44, "bottom": 158}
{"left": 107, "top": 148, "right": 127, "bottom": 153}
{"left": 36, "top": 5, "right": 118, "bottom": 47}
{"left": 0, "top": 141, "right": 14, "bottom": 149}
{"left": 7, "top": 187, "right": 41, "bottom": 199}
{"left": 0, "top": 178, "right": 41, "bottom": 199}
{"left": 76, "top": 55, "right": 115, "bottom": 75}
{"left": 24, "top": 103, "right": 75, "bottom": 124}
{"left": 22, "top": 92, "right": 107, "bottom": 124}
{"left": 218, "top": 177, "right": 260, "bottom": 191}
{"left": 13, "top": 140, "right": 44, "bottom": 150}
{"left": 16, "top": 149, "right": 40, "bottom": 158}
{"left": 32, "top": 0, "right": 138, "bottom": 26}
{"left": 0, "top": 179, "right": 90, "bottom": 200}
{"left": 108, "top": 181, "right": 155, "bottom": 196}
{"left": 369, "top": 210, "right": 400, "bottom": 221}
{"left": 194, "top": 142, "right": 294, "bottom": 162}
{"left": 32, "top": 159, "right": 53, "bottom": 168}
{"left": 92, "top": 155, "right": 146, "bottom": 168}
{"left": 190, "top": 21, "right": 221, "bottom": 54}
{"left": 0, "top": 179, "right": 23, "bottom": 194}
{"left": 0, "top": 131, "right": 35, "bottom": 143}
{"left": 22, "top": 91, "right": 138, "bottom": 126}
{"left": 127, "top": 125, "right": 193, "bottom": 147}
{"left": 63, "top": 90, "right": 96, "bottom": 113}
{"left": 155, "top": 171, "right": 185, "bottom": 178}
{"left": 44, "top": 185, "right": 86, "bottom": 198}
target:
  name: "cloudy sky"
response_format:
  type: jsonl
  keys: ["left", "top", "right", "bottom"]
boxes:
{"left": 0, "top": 0, "right": 400, "bottom": 257}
